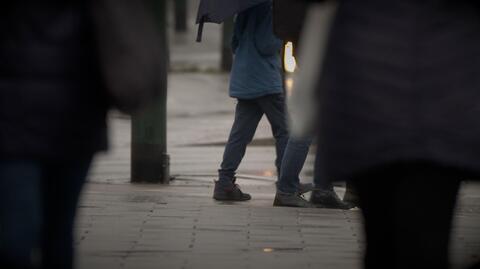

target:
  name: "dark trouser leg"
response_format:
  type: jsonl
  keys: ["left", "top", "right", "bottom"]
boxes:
{"left": 277, "top": 137, "right": 313, "bottom": 193}
{"left": 41, "top": 157, "right": 92, "bottom": 269}
{"left": 352, "top": 163, "right": 461, "bottom": 269}
{"left": 313, "top": 147, "right": 334, "bottom": 190}
{"left": 257, "top": 94, "right": 289, "bottom": 175}
{"left": 219, "top": 100, "right": 263, "bottom": 184}
{"left": 0, "top": 162, "right": 43, "bottom": 269}
{"left": 343, "top": 180, "right": 360, "bottom": 205}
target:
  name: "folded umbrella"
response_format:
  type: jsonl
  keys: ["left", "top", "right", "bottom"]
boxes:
{"left": 196, "top": 0, "right": 269, "bottom": 42}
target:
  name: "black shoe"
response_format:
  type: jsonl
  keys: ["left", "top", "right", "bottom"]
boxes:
{"left": 213, "top": 179, "right": 251, "bottom": 201}
{"left": 310, "top": 189, "right": 354, "bottom": 210}
{"left": 273, "top": 192, "right": 314, "bottom": 208}
{"left": 298, "top": 183, "right": 315, "bottom": 194}
{"left": 343, "top": 185, "right": 360, "bottom": 208}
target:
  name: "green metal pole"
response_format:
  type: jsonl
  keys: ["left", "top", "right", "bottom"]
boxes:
{"left": 131, "top": 0, "right": 170, "bottom": 184}
{"left": 174, "top": 0, "right": 188, "bottom": 33}
{"left": 221, "top": 18, "right": 234, "bottom": 71}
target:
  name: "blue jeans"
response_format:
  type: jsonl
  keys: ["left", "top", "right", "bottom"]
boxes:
{"left": 0, "top": 157, "right": 92, "bottom": 269}
{"left": 277, "top": 137, "right": 333, "bottom": 193}
{"left": 219, "top": 94, "right": 289, "bottom": 184}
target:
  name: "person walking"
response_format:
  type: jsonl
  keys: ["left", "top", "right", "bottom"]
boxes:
{"left": 213, "top": 1, "right": 289, "bottom": 201}
{"left": 272, "top": 1, "right": 354, "bottom": 209}
{"left": 274, "top": 136, "right": 354, "bottom": 209}
{"left": 302, "top": 0, "right": 480, "bottom": 268}
{"left": 0, "top": 1, "right": 164, "bottom": 268}
{"left": 0, "top": 3, "right": 108, "bottom": 268}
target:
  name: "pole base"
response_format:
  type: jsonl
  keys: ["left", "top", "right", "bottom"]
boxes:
{"left": 131, "top": 144, "right": 170, "bottom": 184}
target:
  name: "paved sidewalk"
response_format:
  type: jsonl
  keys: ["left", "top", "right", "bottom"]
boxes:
{"left": 76, "top": 183, "right": 363, "bottom": 269}
{"left": 76, "top": 181, "right": 479, "bottom": 269}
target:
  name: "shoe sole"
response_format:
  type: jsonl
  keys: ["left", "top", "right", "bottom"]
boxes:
{"left": 310, "top": 202, "right": 352, "bottom": 210}
{"left": 273, "top": 198, "right": 314, "bottom": 208}
{"left": 273, "top": 203, "right": 314, "bottom": 208}
{"left": 213, "top": 195, "right": 251, "bottom": 202}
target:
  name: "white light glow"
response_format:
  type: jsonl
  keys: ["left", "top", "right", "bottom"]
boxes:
{"left": 284, "top": 42, "right": 297, "bottom": 73}
{"left": 285, "top": 77, "right": 294, "bottom": 97}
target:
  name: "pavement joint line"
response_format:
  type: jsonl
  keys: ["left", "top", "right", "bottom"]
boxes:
{"left": 172, "top": 173, "right": 278, "bottom": 182}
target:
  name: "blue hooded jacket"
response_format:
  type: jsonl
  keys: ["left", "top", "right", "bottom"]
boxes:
{"left": 229, "top": 2, "right": 284, "bottom": 99}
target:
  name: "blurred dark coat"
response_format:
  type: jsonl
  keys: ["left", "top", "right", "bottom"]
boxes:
{"left": 316, "top": 0, "right": 480, "bottom": 180}
{"left": 0, "top": 2, "right": 108, "bottom": 160}
{"left": 273, "top": 0, "right": 308, "bottom": 44}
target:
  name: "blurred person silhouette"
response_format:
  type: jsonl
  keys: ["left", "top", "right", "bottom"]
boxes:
{"left": 272, "top": 0, "right": 355, "bottom": 209}
{"left": 0, "top": 1, "right": 165, "bottom": 268}
{"left": 293, "top": 0, "right": 480, "bottom": 268}
{"left": 213, "top": 1, "right": 289, "bottom": 201}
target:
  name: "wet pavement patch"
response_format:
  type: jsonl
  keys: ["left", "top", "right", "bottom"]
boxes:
{"left": 261, "top": 247, "right": 305, "bottom": 253}
{"left": 124, "top": 194, "right": 167, "bottom": 204}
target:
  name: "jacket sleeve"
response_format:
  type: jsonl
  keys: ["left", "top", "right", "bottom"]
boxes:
{"left": 231, "top": 32, "right": 239, "bottom": 54}
{"left": 231, "top": 18, "right": 241, "bottom": 54}
{"left": 253, "top": 4, "right": 283, "bottom": 57}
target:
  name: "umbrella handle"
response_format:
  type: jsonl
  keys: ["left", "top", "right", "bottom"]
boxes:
{"left": 196, "top": 20, "right": 204, "bottom": 42}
